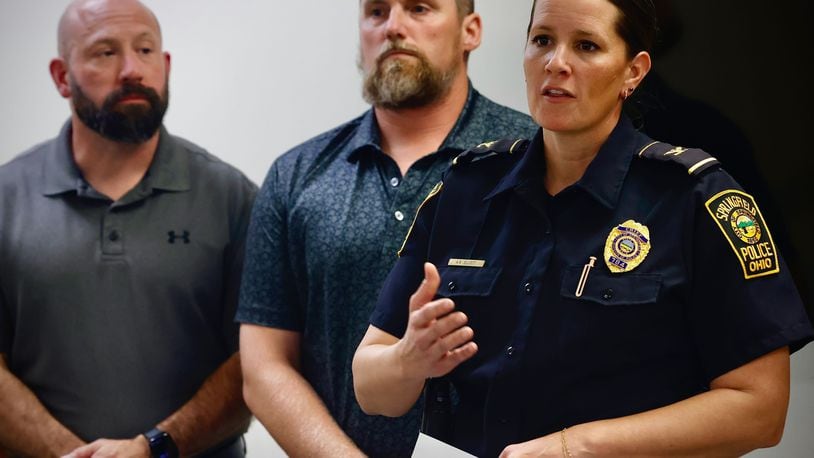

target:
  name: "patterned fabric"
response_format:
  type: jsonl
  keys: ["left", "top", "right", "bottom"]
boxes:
{"left": 236, "top": 86, "right": 538, "bottom": 456}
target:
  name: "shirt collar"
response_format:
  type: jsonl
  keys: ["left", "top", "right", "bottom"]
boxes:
{"left": 484, "top": 116, "right": 650, "bottom": 209}
{"left": 345, "top": 81, "right": 484, "bottom": 163}
{"left": 41, "top": 122, "right": 190, "bottom": 197}
{"left": 41, "top": 121, "right": 83, "bottom": 196}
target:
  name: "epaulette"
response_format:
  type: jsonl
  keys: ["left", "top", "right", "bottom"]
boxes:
{"left": 637, "top": 141, "right": 720, "bottom": 176}
{"left": 451, "top": 138, "right": 529, "bottom": 167}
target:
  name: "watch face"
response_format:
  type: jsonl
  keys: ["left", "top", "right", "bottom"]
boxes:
{"left": 145, "top": 429, "right": 179, "bottom": 458}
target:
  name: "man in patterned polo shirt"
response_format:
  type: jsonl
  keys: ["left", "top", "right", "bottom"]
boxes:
{"left": 236, "top": 0, "right": 537, "bottom": 456}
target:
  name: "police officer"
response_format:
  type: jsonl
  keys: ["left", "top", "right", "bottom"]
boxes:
{"left": 352, "top": 0, "right": 813, "bottom": 457}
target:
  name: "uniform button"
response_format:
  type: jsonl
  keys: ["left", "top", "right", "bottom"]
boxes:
{"left": 602, "top": 289, "right": 614, "bottom": 300}
{"left": 524, "top": 282, "right": 533, "bottom": 295}
{"left": 448, "top": 281, "right": 456, "bottom": 292}
{"left": 506, "top": 346, "right": 514, "bottom": 357}
{"left": 394, "top": 210, "right": 405, "bottom": 221}
{"left": 108, "top": 230, "right": 120, "bottom": 242}
{"left": 499, "top": 418, "right": 509, "bottom": 424}
{"left": 390, "top": 177, "right": 400, "bottom": 187}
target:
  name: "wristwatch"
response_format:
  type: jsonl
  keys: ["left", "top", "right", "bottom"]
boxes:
{"left": 143, "top": 427, "right": 179, "bottom": 458}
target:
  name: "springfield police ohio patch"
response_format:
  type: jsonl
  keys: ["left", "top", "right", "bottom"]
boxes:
{"left": 705, "top": 189, "right": 779, "bottom": 279}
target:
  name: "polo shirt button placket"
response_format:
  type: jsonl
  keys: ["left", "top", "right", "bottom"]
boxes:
{"left": 102, "top": 211, "right": 124, "bottom": 256}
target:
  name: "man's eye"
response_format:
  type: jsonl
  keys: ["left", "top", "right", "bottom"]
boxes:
{"left": 411, "top": 5, "right": 428, "bottom": 13}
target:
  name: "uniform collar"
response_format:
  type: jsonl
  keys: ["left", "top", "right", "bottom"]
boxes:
{"left": 346, "top": 81, "right": 484, "bottom": 163}
{"left": 485, "top": 116, "right": 648, "bottom": 209}
{"left": 42, "top": 121, "right": 190, "bottom": 197}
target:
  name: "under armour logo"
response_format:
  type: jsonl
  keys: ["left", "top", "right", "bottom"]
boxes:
{"left": 167, "top": 230, "right": 190, "bottom": 244}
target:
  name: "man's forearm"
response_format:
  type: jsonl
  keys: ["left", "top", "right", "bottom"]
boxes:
{"left": 0, "top": 356, "right": 84, "bottom": 457}
{"left": 157, "top": 353, "right": 251, "bottom": 456}
{"left": 243, "top": 360, "right": 363, "bottom": 457}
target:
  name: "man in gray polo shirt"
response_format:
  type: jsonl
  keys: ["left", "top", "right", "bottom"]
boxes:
{"left": 0, "top": 1, "right": 255, "bottom": 456}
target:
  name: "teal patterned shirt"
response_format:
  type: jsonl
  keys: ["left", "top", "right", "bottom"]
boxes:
{"left": 236, "top": 86, "right": 537, "bottom": 456}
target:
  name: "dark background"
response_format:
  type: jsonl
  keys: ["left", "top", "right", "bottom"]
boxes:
{"left": 642, "top": 0, "right": 813, "bottom": 316}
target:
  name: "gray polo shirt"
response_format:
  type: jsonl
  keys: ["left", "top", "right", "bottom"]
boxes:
{"left": 0, "top": 122, "right": 257, "bottom": 441}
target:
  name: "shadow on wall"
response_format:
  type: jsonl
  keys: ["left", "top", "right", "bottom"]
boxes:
{"left": 636, "top": 0, "right": 813, "bottom": 318}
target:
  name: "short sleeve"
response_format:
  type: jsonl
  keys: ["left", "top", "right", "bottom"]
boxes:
{"left": 685, "top": 170, "right": 813, "bottom": 382}
{"left": 0, "top": 285, "right": 9, "bottom": 354}
{"left": 220, "top": 175, "right": 258, "bottom": 352}
{"left": 235, "top": 160, "right": 303, "bottom": 331}
{"left": 369, "top": 186, "right": 441, "bottom": 338}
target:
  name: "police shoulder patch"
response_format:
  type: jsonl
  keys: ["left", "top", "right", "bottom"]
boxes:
{"left": 704, "top": 189, "right": 779, "bottom": 279}
{"left": 638, "top": 141, "right": 720, "bottom": 176}
{"left": 397, "top": 181, "right": 443, "bottom": 257}
{"left": 452, "top": 138, "right": 529, "bottom": 167}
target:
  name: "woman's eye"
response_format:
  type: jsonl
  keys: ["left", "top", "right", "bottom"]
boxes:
{"left": 532, "top": 35, "right": 551, "bottom": 47}
{"left": 577, "top": 41, "right": 599, "bottom": 52}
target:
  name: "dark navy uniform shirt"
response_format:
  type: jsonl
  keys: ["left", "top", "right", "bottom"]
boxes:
{"left": 371, "top": 116, "right": 813, "bottom": 457}
{"left": 236, "top": 86, "right": 537, "bottom": 456}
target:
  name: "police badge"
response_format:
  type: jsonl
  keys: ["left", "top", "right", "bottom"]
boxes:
{"left": 604, "top": 220, "right": 651, "bottom": 273}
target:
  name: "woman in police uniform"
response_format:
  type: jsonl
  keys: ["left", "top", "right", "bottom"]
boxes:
{"left": 352, "top": 0, "right": 813, "bottom": 456}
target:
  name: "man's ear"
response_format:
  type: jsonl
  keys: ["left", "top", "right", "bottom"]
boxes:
{"left": 49, "top": 58, "right": 71, "bottom": 99}
{"left": 163, "top": 51, "right": 171, "bottom": 77}
{"left": 461, "top": 12, "right": 482, "bottom": 54}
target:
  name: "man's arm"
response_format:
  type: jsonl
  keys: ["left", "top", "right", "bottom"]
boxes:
{"left": 500, "top": 347, "right": 791, "bottom": 458}
{"left": 158, "top": 352, "right": 251, "bottom": 454}
{"left": 0, "top": 354, "right": 85, "bottom": 457}
{"left": 240, "top": 324, "right": 364, "bottom": 457}
{"left": 66, "top": 353, "right": 250, "bottom": 458}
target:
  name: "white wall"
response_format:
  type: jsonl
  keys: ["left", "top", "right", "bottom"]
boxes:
{"left": 0, "top": 1, "right": 810, "bottom": 457}
{"left": 0, "top": 0, "right": 531, "bottom": 186}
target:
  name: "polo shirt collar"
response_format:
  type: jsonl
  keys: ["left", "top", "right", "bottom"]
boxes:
{"left": 145, "top": 126, "right": 190, "bottom": 192}
{"left": 345, "top": 81, "right": 483, "bottom": 163}
{"left": 41, "top": 121, "right": 83, "bottom": 196}
{"left": 485, "top": 116, "right": 646, "bottom": 210}
{"left": 41, "top": 122, "right": 190, "bottom": 197}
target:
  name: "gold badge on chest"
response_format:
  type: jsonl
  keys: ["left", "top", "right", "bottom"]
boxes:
{"left": 604, "top": 220, "right": 651, "bottom": 273}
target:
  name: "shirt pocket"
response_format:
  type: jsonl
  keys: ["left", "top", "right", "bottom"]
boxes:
{"left": 437, "top": 266, "right": 502, "bottom": 298}
{"left": 559, "top": 266, "right": 662, "bottom": 306}
{"left": 557, "top": 266, "right": 667, "bottom": 364}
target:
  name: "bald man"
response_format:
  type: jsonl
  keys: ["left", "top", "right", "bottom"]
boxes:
{"left": 0, "top": 1, "right": 255, "bottom": 456}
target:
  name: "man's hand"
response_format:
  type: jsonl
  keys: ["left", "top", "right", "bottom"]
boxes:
{"left": 394, "top": 262, "right": 478, "bottom": 380}
{"left": 62, "top": 436, "right": 149, "bottom": 458}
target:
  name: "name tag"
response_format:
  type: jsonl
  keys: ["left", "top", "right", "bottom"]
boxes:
{"left": 448, "top": 258, "right": 486, "bottom": 268}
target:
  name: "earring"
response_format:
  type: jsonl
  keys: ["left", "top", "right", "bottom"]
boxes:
{"left": 622, "top": 87, "right": 634, "bottom": 101}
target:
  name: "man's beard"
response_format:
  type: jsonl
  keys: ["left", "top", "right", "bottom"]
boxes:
{"left": 361, "top": 41, "right": 458, "bottom": 110}
{"left": 71, "top": 78, "right": 169, "bottom": 144}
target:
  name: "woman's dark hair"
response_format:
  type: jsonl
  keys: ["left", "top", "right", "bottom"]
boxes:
{"left": 527, "top": 0, "right": 658, "bottom": 58}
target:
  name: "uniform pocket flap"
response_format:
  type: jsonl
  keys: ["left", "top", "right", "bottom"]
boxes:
{"left": 560, "top": 266, "right": 661, "bottom": 306}
{"left": 437, "top": 266, "right": 502, "bottom": 297}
